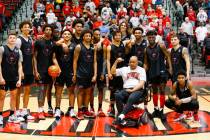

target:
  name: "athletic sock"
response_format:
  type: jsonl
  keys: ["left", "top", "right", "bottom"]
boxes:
{"left": 153, "top": 94, "right": 158, "bottom": 107}
{"left": 9, "top": 110, "right": 14, "bottom": 116}
{"left": 160, "top": 94, "right": 165, "bottom": 108}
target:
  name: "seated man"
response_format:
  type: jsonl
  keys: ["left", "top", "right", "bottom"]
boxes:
{"left": 111, "top": 56, "right": 146, "bottom": 125}
{"left": 165, "top": 70, "right": 199, "bottom": 121}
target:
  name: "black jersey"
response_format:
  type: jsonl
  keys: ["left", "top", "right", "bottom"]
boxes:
{"left": 146, "top": 44, "right": 166, "bottom": 80}
{"left": 130, "top": 39, "right": 147, "bottom": 65}
{"left": 55, "top": 43, "right": 75, "bottom": 77}
{"left": 19, "top": 36, "right": 33, "bottom": 75}
{"left": 110, "top": 42, "right": 126, "bottom": 68}
{"left": 97, "top": 43, "right": 104, "bottom": 76}
{"left": 175, "top": 81, "right": 191, "bottom": 99}
{"left": 1, "top": 45, "right": 20, "bottom": 81}
{"left": 72, "top": 34, "right": 81, "bottom": 45}
{"left": 171, "top": 46, "right": 186, "bottom": 79}
{"left": 34, "top": 39, "right": 54, "bottom": 74}
{"left": 77, "top": 43, "right": 95, "bottom": 78}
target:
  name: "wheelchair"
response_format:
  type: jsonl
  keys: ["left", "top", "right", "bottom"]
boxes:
{"left": 115, "top": 83, "right": 152, "bottom": 127}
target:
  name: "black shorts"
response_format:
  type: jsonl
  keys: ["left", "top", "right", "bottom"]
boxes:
{"left": 76, "top": 77, "right": 93, "bottom": 89}
{"left": 149, "top": 76, "right": 167, "bottom": 84}
{"left": 0, "top": 81, "right": 17, "bottom": 91}
{"left": 109, "top": 76, "right": 123, "bottom": 91}
{"left": 55, "top": 73, "right": 74, "bottom": 87}
{"left": 35, "top": 73, "right": 52, "bottom": 85}
{"left": 96, "top": 75, "right": 105, "bottom": 89}
{"left": 22, "top": 75, "right": 34, "bottom": 86}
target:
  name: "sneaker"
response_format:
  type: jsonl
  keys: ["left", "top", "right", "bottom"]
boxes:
{"left": 16, "top": 110, "right": 25, "bottom": 122}
{"left": 54, "top": 109, "right": 61, "bottom": 120}
{"left": 159, "top": 109, "right": 166, "bottom": 120}
{"left": 69, "top": 109, "right": 76, "bottom": 118}
{"left": 0, "top": 115, "right": 3, "bottom": 125}
{"left": 38, "top": 112, "right": 46, "bottom": 120}
{"left": 83, "top": 111, "right": 96, "bottom": 118}
{"left": 152, "top": 108, "right": 159, "bottom": 118}
{"left": 8, "top": 115, "right": 20, "bottom": 123}
{"left": 77, "top": 111, "right": 84, "bottom": 120}
{"left": 193, "top": 113, "right": 199, "bottom": 122}
{"left": 48, "top": 107, "right": 54, "bottom": 115}
{"left": 186, "top": 111, "right": 193, "bottom": 120}
{"left": 107, "top": 107, "right": 115, "bottom": 117}
{"left": 174, "top": 113, "right": 186, "bottom": 121}
{"left": 97, "top": 109, "right": 106, "bottom": 117}
{"left": 21, "top": 109, "right": 35, "bottom": 120}
{"left": 90, "top": 108, "right": 95, "bottom": 114}
{"left": 65, "top": 107, "right": 71, "bottom": 116}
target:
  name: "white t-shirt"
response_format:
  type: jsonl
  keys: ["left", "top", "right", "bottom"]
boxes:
{"left": 46, "top": 12, "right": 56, "bottom": 24}
{"left": 195, "top": 26, "right": 208, "bottom": 43}
{"left": 116, "top": 66, "right": 146, "bottom": 89}
{"left": 181, "top": 22, "right": 193, "bottom": 35}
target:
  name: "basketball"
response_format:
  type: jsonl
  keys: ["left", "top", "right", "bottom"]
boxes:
{"left": 48, "top": 65, "right": 60, "bottom": 78}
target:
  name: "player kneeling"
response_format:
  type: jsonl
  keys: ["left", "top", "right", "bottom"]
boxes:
{"left": 165, "top": 70, "right": 199, "bottom": 122}
{"left": 111, "top": 56, "right": 147, "bottom": 126}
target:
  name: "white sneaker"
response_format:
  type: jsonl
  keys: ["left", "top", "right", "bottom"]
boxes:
{"left": 54, "top": 109, "right": 61, "bottom": 119}
{"left": 174, "top": 114, "right": 186, "bottom": 122}
{"left": 22, "top": 109, "right": 35, "bottom": 120}
{"left": 0, "top": 115, "right": 3, "bottom": 125}
{"left": 8, "top": 115, "right": 20, "bottom": 123}
{"left": 70, "top": 109, "right": 76, "bottom": 118}
{"left": 16, "top": 110, "right": 25, "bottom": 122}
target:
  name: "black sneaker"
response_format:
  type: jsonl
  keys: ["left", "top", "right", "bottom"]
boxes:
{"left": 152, "top": 108, "right": 159, "bottom": 118}
{"left": 159, "top": 109, "right": 166, "bottom": 120}
{"left": 112, "top": 117, "right": 123, "bottom": 125}
{"left": 108, "top": 107, "right": 115, "bottom": 118}
{"left": 48, "top": 107, "right": 54, "bottom": 116}
{"left": 65, "top": 107, "right": 71, "bottom": 116}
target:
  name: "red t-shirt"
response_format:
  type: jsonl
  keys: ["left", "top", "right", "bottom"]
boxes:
{"left": 62, "top": 5, "right": 71, "bottom": 16}
{"left": 187, "top": 10, "right": 196, "bottom": 22}
{"left": 162, "top": 16, "right": 171, "bottom": 27}
{"left": 46, "top": 3, "right": 54, "bottom": 14}
{"left": 0, "top": 2, "right": 5, "bottom": 14}
{"left": 93, "top": 21, "right": 103, "bottom": 29}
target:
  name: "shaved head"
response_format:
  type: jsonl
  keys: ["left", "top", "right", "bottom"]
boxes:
{"left": 129, "top": 56, "right": 138, "bottom": 69}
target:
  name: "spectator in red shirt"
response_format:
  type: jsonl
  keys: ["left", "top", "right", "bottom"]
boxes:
{"left": 162, "top": 11, "right": 171, "bottom": 28}
{"left": 0, "top": 2, "right": 5, "bottom": 26}
{"left": 62, "top": 1, "right": 71, "bottom": 17}
{"left": 186, "top": 6, "right": 196, "bottom": 27}
{"left": 45, "top": 2, "right": 54, "bottom": 14}
{"left": 71, "top": 3, "right": 82, "bottom": 18}
{"left": 93, "top": 16, "right": 103, "bottom": 29}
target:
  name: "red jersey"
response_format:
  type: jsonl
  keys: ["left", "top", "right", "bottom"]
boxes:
{"left": 187, "top": 10, "right": 196, "bottom": 22}
{"left": 62, "top": 5, "right": 71, "bottom": 16}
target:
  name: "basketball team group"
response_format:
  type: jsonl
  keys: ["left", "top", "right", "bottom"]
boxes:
{"left": 0, "top": 19, "right": 199, "bottom": 126}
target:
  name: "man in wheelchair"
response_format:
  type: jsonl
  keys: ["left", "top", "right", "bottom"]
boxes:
{"left": 111, "top": 56, "right": 147, "bottom": 127}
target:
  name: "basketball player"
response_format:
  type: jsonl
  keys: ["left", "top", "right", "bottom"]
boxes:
{"left": 0, "top": 32, "right": 22, "bottom": 124}
{"left": 89, "top": 28, "right": 106, "bottom": 117}
{"left": 165, "top": 70, "right": 199, "bottom": 122}
{"left": 130, "top": 27, "right": 147, "bottom": 67}
{"left": 73, "top": 29, "right": 97, "bottom": 120}
{"left": 33, "top": 24, "right": 58, "bottom": 120}
{"left": 106, "top": 30, "right": 134, "bottom": 117}
{"left": 144, "top": 30, "right": 172, "bottom": 120}
{"left": 53, "top": 29, "right": 76, "bottom": 119}
{"left": 72, "top": 19, "right": 84, "bottom": 44}
{"left": 170, "top": 34, "right": 190, "bottom": 83}
{"left": 15, "top": 21, "right": 35, "bottom": 121}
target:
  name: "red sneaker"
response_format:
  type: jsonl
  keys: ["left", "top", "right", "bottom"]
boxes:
{"left": 193, "top": 113, "right": 199, "bottom": 122}
{"left": 38, "top": 112, "right": 46, "bottom": 120}
{"left": 97, "top": 109, "right": 106, "bottom": 117}
{"left": 186, "top": 111, "right": 193, "bottom": 120}
{"left": 77, "top": 111, "right": 84, "bottom": 120}
{"left": 83, "top": 111, "right": 96, "bottom": 118}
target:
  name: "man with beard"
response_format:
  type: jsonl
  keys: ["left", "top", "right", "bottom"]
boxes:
{"left": 33, "top": 24, "right": 58, "bottom": 120}
{"left": 130, "top": 27, "right": 147, "bottom": 67}
{"left": 106, "top": 30, "right": 134, "bottom": 117}
{"left": 73, "top": 30, "right": 97, "bottom": 120}
{"left": 144, "top": 30, "right": 172, "bottom": 120}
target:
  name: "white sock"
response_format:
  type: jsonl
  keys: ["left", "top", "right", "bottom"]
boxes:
{"left": 118, "top": 114, "right": 125, "bottom": 120}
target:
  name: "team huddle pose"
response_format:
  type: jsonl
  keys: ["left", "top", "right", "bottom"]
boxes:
{"left": 0, "top": 19, "right": 199, "bottom": 125}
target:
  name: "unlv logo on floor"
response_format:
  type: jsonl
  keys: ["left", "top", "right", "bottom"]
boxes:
{"left": 0, "top": 111, "right": 209, "bottom": 137}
